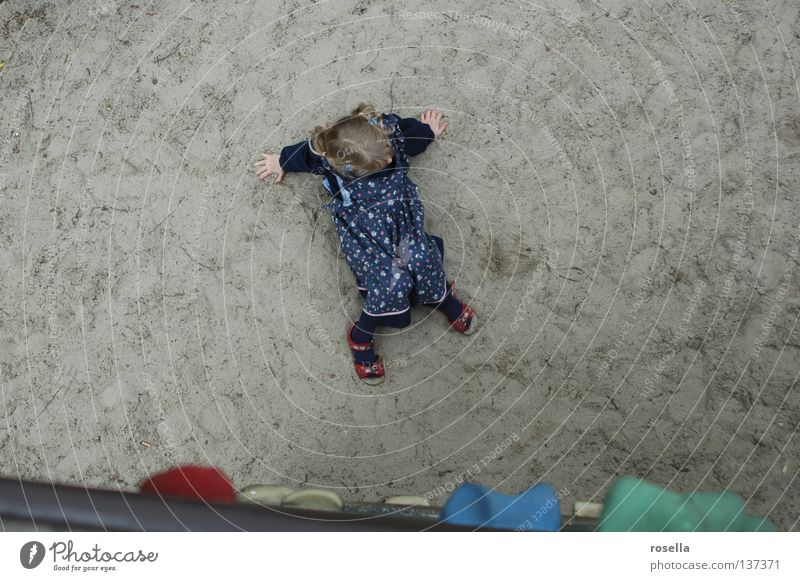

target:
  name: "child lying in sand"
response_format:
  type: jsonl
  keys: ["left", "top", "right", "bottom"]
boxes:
{"left": 256, "top": 104, "right": 476, "bottom": 385}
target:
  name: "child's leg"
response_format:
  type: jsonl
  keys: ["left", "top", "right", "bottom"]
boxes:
{"left": 350, "top": 312, "right": 378, "bottom": 364}
{"left": 422, "top": 234, "right": 462, "bottom": 318}
{"left": 350, "top": 310, "right": 411, "bottom": 364}
{"left": 423, "top": 280, "right": 477, "bottom": 334}
{"left": 422, "top": 280, "right": 463, "bottom": 321}
{"left": 422, "top": 233, "right": 455, "bottom": 316}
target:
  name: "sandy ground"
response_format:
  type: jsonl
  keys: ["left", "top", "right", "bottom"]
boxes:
{"left": 1, "top": 0, "right": 799, "bottom": 530}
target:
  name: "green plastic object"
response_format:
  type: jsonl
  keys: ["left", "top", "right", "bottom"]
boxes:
{"left": 598, "top": 477, "right": 775, "bottom": 532}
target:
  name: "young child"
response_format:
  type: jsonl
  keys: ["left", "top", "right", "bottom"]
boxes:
{"left": 255, "top": 104, "right": 476, "bottom": 385}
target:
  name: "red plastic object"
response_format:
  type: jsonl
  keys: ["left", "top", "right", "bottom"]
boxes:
{"left": 139, "top": 465, "right": 235, "bottom": 503}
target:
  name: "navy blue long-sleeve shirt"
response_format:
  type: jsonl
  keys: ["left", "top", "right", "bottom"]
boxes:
{"left": 278, "top": 116, "right": 435, "bottom": 199}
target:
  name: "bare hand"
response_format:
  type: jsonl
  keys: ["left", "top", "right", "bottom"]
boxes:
{"left": 254, "top": 152, "right": 285, "bottom": 183}
{"left": 420, "top": 109, "right": 448, "bottom": 139}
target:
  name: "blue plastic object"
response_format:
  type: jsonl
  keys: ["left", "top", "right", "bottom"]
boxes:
{"left": 440, "top": 482, "right": 561, "bottom": 531}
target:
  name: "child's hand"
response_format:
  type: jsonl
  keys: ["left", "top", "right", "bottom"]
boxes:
{"left": 420, "top": 109, "right": 448, "bottom": 139}
{"left": 255, "top": 152, "right": 285, "bottom": 183}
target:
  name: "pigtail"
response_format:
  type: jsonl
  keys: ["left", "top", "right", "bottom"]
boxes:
{"left": 352, "top": 102, "right": 376, "bottom": 117}
{"left": 311, "top": 124, "right": 328, "bottom": 155}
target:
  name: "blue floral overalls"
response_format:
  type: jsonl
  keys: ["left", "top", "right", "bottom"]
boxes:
{"left": 321, "top": 114, "right": 447, "bottom": 316}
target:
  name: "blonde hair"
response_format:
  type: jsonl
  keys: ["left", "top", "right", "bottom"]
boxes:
{"left": 311, "top": 103, "right": 392, "bottom": 178}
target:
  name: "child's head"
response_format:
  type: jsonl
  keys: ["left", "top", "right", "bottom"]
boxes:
{"left": 312, "top": 103, "right": 392, "bottom": 178}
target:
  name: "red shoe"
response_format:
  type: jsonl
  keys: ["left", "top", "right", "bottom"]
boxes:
{"left": 446, "top": 281, "right": 478, "bottom": 335}
{"left": 347, "top": 324, "right": 385, "bottom": 385}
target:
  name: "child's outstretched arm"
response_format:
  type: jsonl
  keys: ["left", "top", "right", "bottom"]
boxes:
{"left": 397, "top": 109, "right": 448, "bottom": 156}
{"left": 255, "top": 139, "right": 324, "bottom": 183}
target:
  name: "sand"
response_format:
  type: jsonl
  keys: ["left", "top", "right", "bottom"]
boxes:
{"left": 0, "top": 0, "right": 798, "bottom": 530}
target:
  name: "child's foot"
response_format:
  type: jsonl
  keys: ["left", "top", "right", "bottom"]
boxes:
{"left": 444, "top": 281, "right": 478, "bottom": 335}
{"left": 347, "top": 323, "right": 385, "bottom": 385}
{"left": 354, "top": 358, "right": 385, "bottom": 385}
{"left": 450, "top": 302, "right": 477, "bottom": 335}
